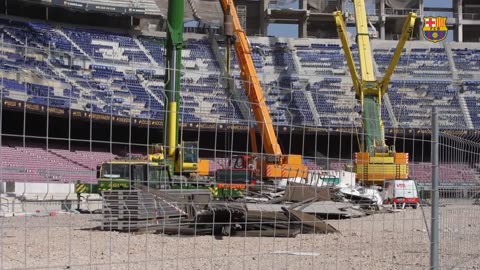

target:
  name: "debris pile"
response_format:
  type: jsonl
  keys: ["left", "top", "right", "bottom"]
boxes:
{"left": 101, "top": 183, "right": 379, "bottom": 237}
{"left": 101, "top": 190, "right": 187, "bottom": 231}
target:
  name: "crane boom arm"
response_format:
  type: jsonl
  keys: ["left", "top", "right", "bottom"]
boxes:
{"left": 333, "top": 0, "right": 414, "bottom": 183}
{"left": 219, "top": 0, "right": 282, "bottom": 155}
{"left": 163, "top": 0, "right": 184, "bottom": 157}
{"left": 334, "top": 0, "right": 416, "bottom": 153}
{"left": 380, "top": 13, "right": 417, "bottom": 95}
{"left": 333, "top": 11, "right": 361, "bottom": 97}
{"left": 353, "top": 0, "right": 376, "bottom": 83}
{"left": 353, "top": 1, "right": 385, "bottom": 151}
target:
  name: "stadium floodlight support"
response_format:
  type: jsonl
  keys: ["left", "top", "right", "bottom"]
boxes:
{"left": 163, "top": 0, "right": 184, "bottom": 158}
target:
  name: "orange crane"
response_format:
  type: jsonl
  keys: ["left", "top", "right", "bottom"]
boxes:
{"left": 219, "top": 0, "right": 308, "bottom": 179}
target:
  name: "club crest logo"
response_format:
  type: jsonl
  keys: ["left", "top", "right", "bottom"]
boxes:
{"left": 423, "top": 16, "right": 448, "bottom": 43}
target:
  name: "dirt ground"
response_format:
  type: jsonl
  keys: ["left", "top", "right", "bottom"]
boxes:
{"left": 1, "top": 202, "right": 479, "bottom": 270}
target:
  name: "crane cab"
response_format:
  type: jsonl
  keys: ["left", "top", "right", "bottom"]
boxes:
{"left": 230, "top": 155, "right": 254, "bottom": 170}
{"left": 75, "top": 161, "right": 172, "bottom": 195}
{"left": 174, "top": 141, "right": 198, "bottom": 175}
{"left": 148, "top": 141, "right": 209, "bottom": 177}
{"left": 229, "top": 154, "right": 308, "bottom": 179}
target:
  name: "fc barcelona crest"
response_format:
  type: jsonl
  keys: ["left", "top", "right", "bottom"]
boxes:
{"left": 423, "top": 16, "right": 448, "bottom": 43}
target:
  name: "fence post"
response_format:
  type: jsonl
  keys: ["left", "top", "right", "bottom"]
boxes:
{"left": 430, "top": 106, "right": 439, "bottom": 269}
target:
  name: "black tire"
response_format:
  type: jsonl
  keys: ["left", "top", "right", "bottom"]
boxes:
{"left": 412, "top": 204, "right": 418, "bottom": 209}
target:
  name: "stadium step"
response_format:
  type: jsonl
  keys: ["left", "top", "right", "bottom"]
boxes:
{"left": 137, "top": 76, "right": 164, "bottom": 106}
{"left": 383, "top": 94, "right": 399, "bottom": 128}
{"left": 458, "top": 94, "right": 474, "bottom": 129}
{"left": 48, "top": 150, "right": 91, "bottom": 170}
{"left": 443, "top": 42, "right": 459, "bottom": 81}
{"left": 134, "top": 38, "right": 157, "bottom": 65}
{"left": 54, "top": 29, "right": 92, "bottom": 60}
{"left": 304, "top": 91, "right": 322, "bottom": 126}
{"left": 3, "top": 29, "right": 24, "bottom": 45}
{"left": 287, "top": 39, "right": 301, "bottom": 73}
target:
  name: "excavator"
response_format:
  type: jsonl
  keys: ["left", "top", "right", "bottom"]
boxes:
{"left": 333, "top": 0, "right": 415, "bottom": 185}
{"left": 218, "top": 0, "right": 308, "bottom": 181}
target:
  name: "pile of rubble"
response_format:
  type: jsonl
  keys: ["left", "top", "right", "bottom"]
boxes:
{"left": 101, "top": 183, "right": 383, "bottom": 237}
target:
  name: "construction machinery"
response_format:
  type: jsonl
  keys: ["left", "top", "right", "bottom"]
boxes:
{"left": 162, "top": 0, "right": 209, "bottom": 177}
{"left": 219, "top": 0, "right": 308, "bottom": 180}
{"left": 75, "top": 0, "right": 209, "bottom": 201}
{"left": 149, "top": 141, "right": 209, "bottom": 176}
{"left": 333, "top": 1, "right": 416, "bottom": 184}
{"left": 76, "top": 0, "right": 308, "bottom": 202}
{"left": 74, "top": 158, "right": 172, "bottom": 207}
{"left": 209, "top": 168, "right": 257, "bottom": 199}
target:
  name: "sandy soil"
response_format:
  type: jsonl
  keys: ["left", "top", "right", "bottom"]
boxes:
{"left": 1, "top": 202, "right": 479, "bottom": 270}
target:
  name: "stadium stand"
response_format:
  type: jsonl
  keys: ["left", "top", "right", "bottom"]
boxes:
{"left": 372, "top": 41, "right": 464, "bottom": 128}
{"left": 409, "top": 163, "right": 478, "bottom": 185}
{"left": 0, "top": 144, "right": 116, "bottom": 183}
{"left": 461, "top": 80, "right": 480, "bottom": 128}
{"left": 450, "top": 43, "right": 480, "bottom": 129}
{"left": 0, "top": 16, "right": 474, "bottom": 130}
{"left": 0, "top": 13, "right": 478, "bottom": 185}
{"left": 451, "top": 43, "right": 480, "bottom": 79}
{"left": 0, "top": 18, "right": 245, "bottom": 123}
{"left": 372, "top": 40, "right": 452, "bottom": 79}
{"left": 307, "top": 77, "right": 362, "bottom": 127}
{"left": 388, "top": 79, "right": 465, "bottom": 128}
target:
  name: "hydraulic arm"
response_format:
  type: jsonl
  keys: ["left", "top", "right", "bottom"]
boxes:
{"left": 162, "top": 0, "right": 209, "bottom": 176}
{"left": 164, "top": 0, "right": 184, "bottom": 158}
{"left": 333, "top": 1, "right": 416, "bottom": 183}
{"left": 219, "top": 0, "right": 307, "bottom": 179}
{"left": 219, "top": 0, "right": 282, "bottom": 155}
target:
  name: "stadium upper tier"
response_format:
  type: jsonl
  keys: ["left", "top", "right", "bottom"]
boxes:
{"left": 0, "top": 17, "right": 478, "bottom": 129}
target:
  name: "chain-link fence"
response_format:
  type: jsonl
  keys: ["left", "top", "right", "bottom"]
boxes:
{"left": 0, "top": 35, "right": 479, "bottom": 269}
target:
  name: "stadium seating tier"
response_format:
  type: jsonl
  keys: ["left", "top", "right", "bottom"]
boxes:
{"left": 0, "top": 17, "right": 475, "bottom": 130}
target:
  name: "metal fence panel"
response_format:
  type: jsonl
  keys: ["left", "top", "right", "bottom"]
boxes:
{"left": 0, "top": 63, "right": 479, "bottom": 270}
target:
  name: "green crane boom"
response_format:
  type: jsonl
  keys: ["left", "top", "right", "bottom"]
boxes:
{"left": 164, "top": 0, "right": 184, "bottom": 158}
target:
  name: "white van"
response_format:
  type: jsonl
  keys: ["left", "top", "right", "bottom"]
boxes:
{"left": 382, "top": 180, "right": 419, "bottom": 209}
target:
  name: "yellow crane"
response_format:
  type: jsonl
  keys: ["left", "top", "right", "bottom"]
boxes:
{"left": 333, "top": 1, "right": 416, "bottom": 184}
